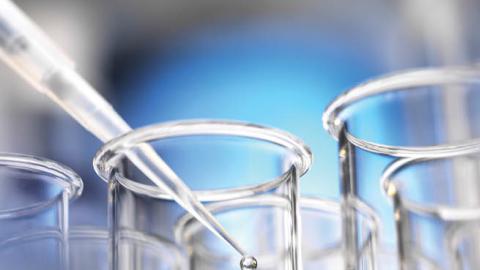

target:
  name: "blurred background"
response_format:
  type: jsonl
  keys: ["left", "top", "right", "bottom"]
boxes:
{"left": 0, "top": 0, "right": 479, "bottom": 227}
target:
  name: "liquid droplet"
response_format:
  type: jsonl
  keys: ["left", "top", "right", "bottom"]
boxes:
{"left": 240, "top": 256, "right": 257, "bottom": 269}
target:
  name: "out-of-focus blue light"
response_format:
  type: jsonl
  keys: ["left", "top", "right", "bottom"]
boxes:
{"left": 118, "top": 17, "right": 382, "bottom": 198}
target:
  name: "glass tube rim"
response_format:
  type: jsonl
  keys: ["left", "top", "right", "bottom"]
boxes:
{"left": 0, "top": 226, "right": 182, "bottom": 249}
{"left": 0, "top": 153, "right": 83, "bottom": 217}
{"left": 322, "top": 65, "right": 480, "bottom": 158}
{"left": 381, "top": 156, "right": 480, "bottom": 221}
{"left": 0, "top": 227, "right": 186, "bottom": 266}
{"left": 93, "top": 119, "right": 312, "bottom": 200}
{"left": 174, "top": 195, "right": 380, "bottom": 254}
{"left": 113, "top": 165, "right": 296, "bottom": 201}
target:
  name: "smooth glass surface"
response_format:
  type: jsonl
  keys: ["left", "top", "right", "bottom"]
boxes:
{"left": 176, "top": 195, "right": 383, "bottom": 270}
{"left": 0, "top": 227, "right": 182, "bottom": 270}
{"left": 322, "top": 67, "right": 480, "bottom": 269}
{"left": 0, "top": 153, "right": 82, "bottom": 270}
{"left": 382, "top": 153, "right": 480, "bottom": 270}
{"left": 70, "top": 228, "right": 109, "bottom": 270}
{"left": 94, "top": 120, "right": 312, "bottom": 270}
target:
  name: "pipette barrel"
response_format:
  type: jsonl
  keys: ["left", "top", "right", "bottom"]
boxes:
{"left": 0, "top": 0, "right": 250, "bottom": 259}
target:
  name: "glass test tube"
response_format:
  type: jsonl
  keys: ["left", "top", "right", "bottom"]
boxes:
{"left": 93, "top": 120, "right": 312, "bottom": 270}
{"left": 322, "top": 66, "right": 480, "bottom": 269}
{"left": 381, "top": 153, "right": 480, "bottom": 270}
{"left": 0, "top": 153, "right": 83, "bottom": 270}
{"left": 175, "top": 195, "right": 385, "bottom": 270}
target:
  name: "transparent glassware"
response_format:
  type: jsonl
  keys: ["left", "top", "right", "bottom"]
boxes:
{"left": 448, "top": 223, "right": 480, "bottom": 270}
{"left": 93, "top": 120, "right": 312, "bottom": 270}
{"left": 69, "top": 227, "right": 186, "bottom": 270}
{"left": 381, "top": 152, "right": 480, "bottom": 270}
{"left": 175, "top": 195, "right": 384, "bottom": 270}
{"left": 0, "top": 153, "right": 83, "bottom": 270}
{"left": 0, "top": 225, "right": 183, "bottom": 270}
{"left": 69, "top": 227, "right": 109, "bottom": 270}
{"left": 322, "top": 66, "right": 480, "bottom": 269}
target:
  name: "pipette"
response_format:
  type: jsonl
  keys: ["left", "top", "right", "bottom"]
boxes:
{"left": 0, "top": 0, "right": 256, "bottom": 266}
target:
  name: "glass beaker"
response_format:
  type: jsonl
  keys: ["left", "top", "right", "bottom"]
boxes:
{"left": 93, "top": 120, "right": 312, "bottom": 270}
{"left": 322, "top": 66, "right": 480, "bottom": 269}
{"left": 0, "top": 153, "right": 83, "bottom": 270}
{"left": 175, "top": 195, "right": 383, "bottom": 270}
{"left": 381, "top": 152, "right": 480, "bottom": 270}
